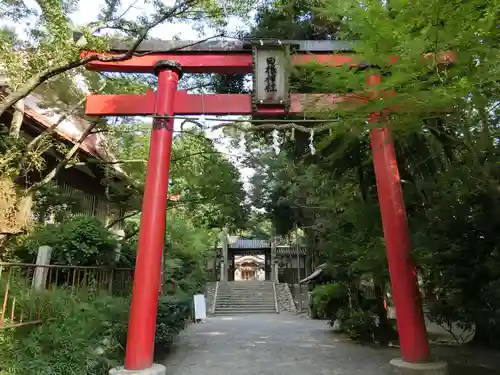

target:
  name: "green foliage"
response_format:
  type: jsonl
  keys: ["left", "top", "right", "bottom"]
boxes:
{"left": 154, "top": 294, "right": 192, "bottom": 352}
{"left": 236, "top": 0, "right": 500, "bottom": 348}
{"left": 249, "top": 0, "right": 339, "bottom": 40}
{"left": 107, "top": 126, "right": 248, "bottom": 230}
{"left": 237, "top": 212, "right": 272, "bottom": 239}
{"left": 164, "top": 213, "right": 217, "bottom": 294}
{"left": 0, "top": 286, "right": 194, "bottom": 375}
{"left": 17, "top": 216, "right": 118, "bottom": 266}
{"left": 337, "top": 307, "right": 377, "bottom": 342}
{"left": 33, "top": 183, "right": 85, "bottom": 224}
{"left": 310, "top": 283, "right": 348, "bottom": 320}
{"left": 412, "top": 163, "right": 500, "bottom": 346}
{"left": 0, "top": 289, "right": 129, "bottom": 375}
{"left": 0, "top": 129, "right": 51, "bottom": 180}
{"left": 170, "top": 132, "right": 248, "bottom": 229}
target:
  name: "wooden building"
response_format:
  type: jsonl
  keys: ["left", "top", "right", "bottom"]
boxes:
{"left": 217, "top": 236, "right": 308, "bottom": 284}
{"left": 0, "top": 91, "right": 128, "bottom": 233}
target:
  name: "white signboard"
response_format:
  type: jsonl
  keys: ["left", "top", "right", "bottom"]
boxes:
{"left": 193, "top": 294, "right": 207, "bottom": 321}
{"left": 253, "top": 47, "right": 289, "bottom": 105}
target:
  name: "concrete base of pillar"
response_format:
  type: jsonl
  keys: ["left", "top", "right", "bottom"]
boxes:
{"left": 109, "top": 364, "right": 166, "bottom": 375}
{"left": 390, "top": 359, "right": 448, "bottom": 375}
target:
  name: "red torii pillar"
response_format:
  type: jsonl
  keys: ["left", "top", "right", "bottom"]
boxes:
{"left": 83, "top": 44, "right": 447, "bottom": 375}
{"left": 121, "top": 60, "right": 182, "bottom": 371}
{"left": 367, "top": 74, "right": 429, "bottom": 362}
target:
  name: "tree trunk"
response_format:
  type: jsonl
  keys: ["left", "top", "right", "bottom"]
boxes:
{"left": 9, "top": 98, "right": 24, "bottom": 139}
{"left": 14, "top": 190, "right": 35, "bottom": 230}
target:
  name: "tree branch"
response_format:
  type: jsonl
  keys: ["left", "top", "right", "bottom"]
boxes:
{"left": 106, "top": 209, "right": 141, "bottom": 229}
{"left": 0, "top": 55, "right": 101, "bottom": 117}
{"left": 122, "top": 227, "right": 140, "bottom": 241}
{"left": 68, "top": 150, "right": 230, "bottom": 167}
{"left": 28, "top": 121, "right": 98, "bottom": 192}
{"left": 25, "top": 82, "right": 107, "bottom": 154}
{"left": 70, "top": 159, "right": 147, "bottom": 166}
{"left": 88, "top": 0, "right": 142, "bottom": 34}
{"left": 0, "top": 0, "right": 200, "bottom": 117}
{"left": 26, "top": 96, "right": 87, "bottom": 152}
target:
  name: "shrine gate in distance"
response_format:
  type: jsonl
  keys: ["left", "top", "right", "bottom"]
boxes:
{"left": 217, "top": 237, "right": 307, "bottom": 283}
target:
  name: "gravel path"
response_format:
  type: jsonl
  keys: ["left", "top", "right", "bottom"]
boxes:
{"left": 162, "top": 313, "right": 398, "bottom": 375}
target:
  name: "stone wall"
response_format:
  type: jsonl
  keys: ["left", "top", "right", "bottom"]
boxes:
{"left": 275, "top": 283, "right": 296, "bottom": 313}
{"left": 289, "top": 284, "right": 310, "bottom": 313}
{"left": 205, "top": 282, "right": 217, "bottom": 315}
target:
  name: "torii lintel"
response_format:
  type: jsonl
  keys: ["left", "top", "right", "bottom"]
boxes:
{"left": 85, "top": 90, "right": 366, "bottom": 116}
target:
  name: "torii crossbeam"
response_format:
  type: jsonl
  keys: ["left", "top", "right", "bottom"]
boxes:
{"left": 82, "top": 39, "right": 453, "bottom": 375}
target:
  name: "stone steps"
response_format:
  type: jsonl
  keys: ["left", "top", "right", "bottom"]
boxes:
{"left": 216, "top": 300, "right": 275, "bottom": 304}
{"left": 217, "top": 292, "right": 274, "bottom": 301}
{"left": 215, "top": 306, "right": 276, "bottom": 315}
{"left": 215, "top": 307, "right": 277, "bottom": 315}
{"left": 215, "top": 304, "right": 276, "bottom": 309}
{"left": 222, "top": 290, "right": 272, "bottom": 292}
{"left": 216, "top": 302, "right": 276, "bottom": 307}
{"left": 217, "top": 298, "right": 274, "bottom": 301}
{"left": 214, "top": 281, "right": 278, "bottom": 315}
{"left": 215, "top": 311, "right": 276, "bottom": 315}
{"left": 215, "top": 303, "right": 275, "bottom": 307}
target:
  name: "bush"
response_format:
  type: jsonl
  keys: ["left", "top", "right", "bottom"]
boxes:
{"left": 310, "top": 283, "right": 348, "bottom": 320}
{"left": 0, "top": 289, "right": 129, "bottom": 375}
{"left": 16, "top": 216, "right": 119, "bottom": 266}
{"left": 155, "top": 293, "right": 192, "bottom": 352}
{"left": 337, "top": 306, "right": 377, "bottom": 341}
{"left": 33, "top": 183, "right": 85, "bottom": 224}
{"left": 0, "top": 285, "right": 193, "bottom": 374}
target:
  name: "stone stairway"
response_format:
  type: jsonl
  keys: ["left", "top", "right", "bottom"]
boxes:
{"left": 214, "top": 281, "right": 278, "bottom": 315}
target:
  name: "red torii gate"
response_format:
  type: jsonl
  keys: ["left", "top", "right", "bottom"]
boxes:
{"left": 82, "top": 39, "right": 451, "bottom": 374}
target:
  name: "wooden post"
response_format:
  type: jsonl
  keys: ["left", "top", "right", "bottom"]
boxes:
{"left": 295, "top": 224, "right": 303, "bottom": 312}
{"left": 270, "top": 233, "right": 277, "bottom": 282}
{"left": 220, "top": 228, "right": 228, "bottom": 281}
{"left": 32, "top": 246, "right": 52, "bottom": 291}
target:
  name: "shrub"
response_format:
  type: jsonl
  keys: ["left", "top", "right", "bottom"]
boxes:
{"left": 176, "top": 265, "right": 208, "bottom": 295}
{"left": 0, "top": 289, "right": 129, "bottom": 375}
{"left": 16, "top": 216, "right": 119, "bottom": 266}
{"left": 33, "top": 183, "right": 85, "bottom": 224}
{"left": 0, "top": 285, "right": 193, "bottom": 374}
{"left": 337, "top": 306, "right": 377, "bottom": 341}
{"left": 155, "top": 293, "right": 192, "bottom": 352}
{"left": 310, "top": 283, "right": 348, "bottom": 320}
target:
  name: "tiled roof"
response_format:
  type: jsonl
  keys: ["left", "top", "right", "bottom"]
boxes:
{"left": 276, "top": 246, "right": 307, "bottom": 255}
{"left": 228, "top": 239, "right": 270, "bottom": 249}
{"left": 0, "top": 88, "right": 126, "bottom": 178}
{"left": 219, "top": 237, "right": 307, "bottom": 255}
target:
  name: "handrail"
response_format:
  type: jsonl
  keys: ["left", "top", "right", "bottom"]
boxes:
{"left": 272, "top": 282, "right": 279, "bottom": 314}
{"left": 211, "top": 281, "right": 219, "bottom": 315}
